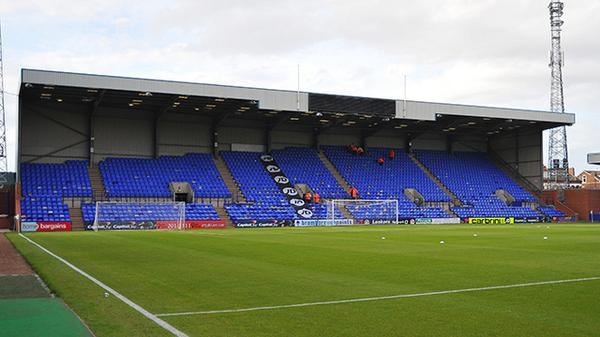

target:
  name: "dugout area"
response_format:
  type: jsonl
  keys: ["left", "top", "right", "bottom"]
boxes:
{"left": 18, "top": 68, "right": 574, "bottom": 192}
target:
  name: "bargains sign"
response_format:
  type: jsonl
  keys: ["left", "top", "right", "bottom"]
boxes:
{"left": 22, "top": 221, "right": 72, "bottom": 232}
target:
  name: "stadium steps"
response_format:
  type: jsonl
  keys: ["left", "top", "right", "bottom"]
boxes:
{"left": 408, "top": 153, "right": 463, "bottom": 207}
{"left": 487, "top": 150, "right": 543, "bottom": 200}
{"left": 540, "top": 192, "right": 578, "bottom": 219}
{"left": 214, "top": 155, "right": 247, "bottom": 203}
{"left": 88, "top": 165, "right": 106, "bottom": 201}
{"left": 68, "top": 207, "right": 84, "bottom": 231}
{"left": 317, "top": 150, "right": 352, "bottom": 195}
{"left": 332, "top": 201, "right": 356, "bottom": 221}
{"left": 215, "top": 205, "right": 234, "bottom": 227}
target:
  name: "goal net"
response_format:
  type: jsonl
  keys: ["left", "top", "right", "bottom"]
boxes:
{"left": 92, "top": 201, "right": 186, "bottom": 231}
{"left": 327, "top": 199, "right": 399, "bottom": 225}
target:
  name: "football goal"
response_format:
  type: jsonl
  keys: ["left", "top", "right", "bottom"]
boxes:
{"left": 326, "top": 199, "right": 399, "bottom": 225}
{"left": 92, "top": 201, "right": 186, "bottom": 231}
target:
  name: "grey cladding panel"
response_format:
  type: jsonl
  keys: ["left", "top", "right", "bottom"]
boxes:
{"left": 94, "top": 117, "right": 153, "bottom": 157}
{"left": 319, "top": 133, "right": 361, "bottom": 146}
{"left": 271, "top": 130, "right": 312, "bottom": 149}
{"left": 219, "top": 126, "right": 264, "bottom": 145}
{"left": 20, "top": 105, "right": 89, "bottom": 162}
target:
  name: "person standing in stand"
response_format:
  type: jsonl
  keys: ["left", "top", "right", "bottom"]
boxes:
{"left": 304, "top": 191, "right": 312, "bottom": 204}
{"left": 389, "top": 149, "right": 395, "bottom": 160}
{"left": 349, "top": 186, "right": 358, "bottom": 199}
{"left": 377, "top": 157, "right": 385, "bottom": 166}
{"left": 313, "top": 192, "right": 321, "bottom": 204}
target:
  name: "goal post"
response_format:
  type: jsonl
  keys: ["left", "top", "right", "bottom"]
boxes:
{"left": 327, "top": 199, "right": 399, "bottom": 225}
{"left": 92, "top": 201, "right": 186, "bottom": 231}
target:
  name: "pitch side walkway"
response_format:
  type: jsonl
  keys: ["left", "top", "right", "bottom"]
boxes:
{"left": 0, "top": 233, "right": 93, "bottom": 337}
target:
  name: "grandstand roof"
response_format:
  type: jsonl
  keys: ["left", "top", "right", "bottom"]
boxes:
{"left": 19, "top": 69, "right": 575, "bottom": 135}
{"left": 589, "top": 153, "right": 600, "bottom": 165}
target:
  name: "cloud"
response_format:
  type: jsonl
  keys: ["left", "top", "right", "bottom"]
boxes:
{"left": 1, "top": 0, "right": 598, "bottom": 172}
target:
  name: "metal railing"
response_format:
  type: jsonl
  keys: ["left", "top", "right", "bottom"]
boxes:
{"left": 487, "top": 149, "right": 543, "bottom": 198}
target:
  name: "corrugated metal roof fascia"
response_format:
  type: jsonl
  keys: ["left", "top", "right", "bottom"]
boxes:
{"left": 21, "top": 69, "right": 308, "bottom": 112}
{"left": 21, "top": 69, "right": 574, "bottom": 124}
{"left": 394, "top": 99, "right": 574, "bottom": 124}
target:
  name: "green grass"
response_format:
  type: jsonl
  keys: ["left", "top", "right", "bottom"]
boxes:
{"left": 7, "top": 224, "right": 600, "bottom": 337}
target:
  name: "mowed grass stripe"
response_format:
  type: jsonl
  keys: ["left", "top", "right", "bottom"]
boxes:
{"left": 9, "top": 224, "right": 600, "bottom": 337}
{"left": 156, "top": 275, "right": 600, "bottom": 316}
{"left": 16, "top": 225, "right": 600, "bottom": 313}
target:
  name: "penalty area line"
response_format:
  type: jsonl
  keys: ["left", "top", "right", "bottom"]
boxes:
{"left": 156, "top": 276, "right": 600, "bottom": 317}
{"left": 18, "top": 233, "right": 189, "bottom": 337}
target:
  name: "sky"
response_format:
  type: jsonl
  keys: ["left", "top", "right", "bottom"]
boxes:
{"left": 0, "top": 0, "right": 598, "bottom": 172}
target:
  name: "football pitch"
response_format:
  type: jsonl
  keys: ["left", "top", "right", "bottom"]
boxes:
{"left": 7, "top": 224, "right": 600, "bottom": 337}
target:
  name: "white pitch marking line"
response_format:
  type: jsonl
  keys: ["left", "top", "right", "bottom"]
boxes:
{"left": 156, "top": 276, "right": 600, "bottom": 317}
{"left": 19, "top": 234, "right": 189, "bottom": 337}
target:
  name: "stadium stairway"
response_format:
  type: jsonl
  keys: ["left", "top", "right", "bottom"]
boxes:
{"left": 335, "top": 202, "right": 356, "bottom": 221}
{"left": 317, "top": 150, "right": 352, "bottom": 196}
{"left": 487, "top": 150, "right": 543, "bottom": 201}
{"left": 88, "top": 165, "right": 106, "bottom": 201}
{"left": 68, "top": 207, "right": 84, "bottom": 230}
{"left": 214, "top": 155, "right": 247, "bottom": 203}
{"left": 408, "top": 153, "right": 462, "bottom": 218}
{"left": 215, "top": 205, "right": 234, "bottom": 227}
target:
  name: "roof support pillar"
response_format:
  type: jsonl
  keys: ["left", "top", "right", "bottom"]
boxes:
{"left": 265, "top": 125, "right": 272, "bottom": 153}
{"left": 153, "top": 120, "right": 159, "bottom": 159}
{"left": 89, "top": 90, "right": 105, "bottom": 166}
{"left": 405, "top": 133, "right": 415, "bottom": 153}
{"left": 360, "top": 131, "right": 367, "bottom": 150}
{"left": 515, "top": 130, "right": 520, "bottom": 171}
{"left": 446, "top": 135, "right": 454, "bottom": 153}
{"left": 211, "top": 122, "right": 218, "bottom": 158}
{"left": 312, "top": 128, "right": 320, "bottom": 150}
{"left": 89, "top": 113, "right": 95, "bottom": 165}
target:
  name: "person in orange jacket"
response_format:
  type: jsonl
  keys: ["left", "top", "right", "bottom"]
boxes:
{"left": 349, "top": 186, "right": 358, "bottom": 199}
{"left": 304, "top": 192, "right": 312, "bottom": 204}
{"left": 389, "top": 149, "right": 395, "bottom": 160}
{"left": 313, "top": 192, "right": 321, "bottom": 204}
{"left": 377, "top": 157, "right": 385, "bottom": 166}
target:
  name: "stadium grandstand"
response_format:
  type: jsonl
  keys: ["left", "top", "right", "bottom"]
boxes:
{"left": 16, "top": 69, "right": 576, "bottom": 231}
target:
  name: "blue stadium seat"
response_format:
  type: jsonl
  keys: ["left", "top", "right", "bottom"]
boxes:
{"left": 323, "top": 146, "right": 451, "bottom": 219}
{"left": 81, "top": 203, "right": 220, "bottom": 224}
{"left": 538, "top": 206, "right": 565, "bottom": 218}
{"left": 414, "top": 150, "right": 541, "bottom": 218}
{"left": 271, "top": 147, "right": 346, "bottom": 199}
{"left": 21, "top": 196, "right": 70, "bottom": 222}
{"left": 21, "top": 161, "right": 92, "bottom": 197}
{"left": 221, "top": 151, "right": 297, "bottom": 222}
{"left": 99, "top": 154, "right": 230, "bottom": 198}
{"left": 20, "top": 161, "right": 90, "bottom": 222}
